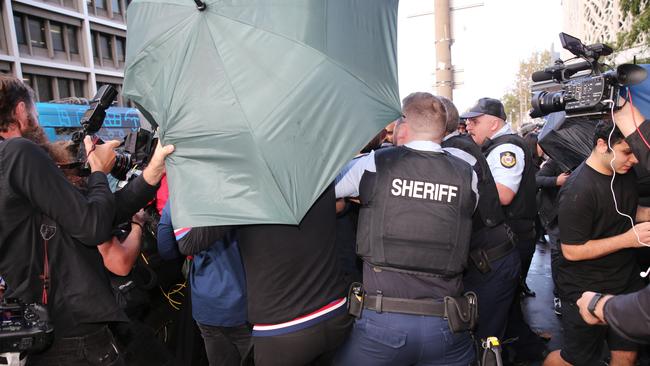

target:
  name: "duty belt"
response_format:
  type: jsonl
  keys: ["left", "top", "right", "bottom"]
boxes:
{"left": 470, "top": 239, "right": 516, "bottom": 274}
{"left": 363, "top": 294, "right": 445, "bottom": 316}
{"left": 475, "top": 239, "right": 515, "bottom": 263}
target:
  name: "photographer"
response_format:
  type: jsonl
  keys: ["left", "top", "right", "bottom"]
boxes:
{"left": 0, "top": 75, "right": 172, "bottom": 365}
{"left": 573, "top": 102, "right": 650, "bottom": 344}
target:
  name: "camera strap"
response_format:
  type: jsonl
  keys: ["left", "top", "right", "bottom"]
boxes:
{"left": 39, "top": 217, "right": 56, "bottom": 305}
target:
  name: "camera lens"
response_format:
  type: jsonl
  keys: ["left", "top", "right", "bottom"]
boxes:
{"left": 530, "top": 90, "right": 567, "bottom": 118}
{"left": 111, "top": 152, "right": 132, "bottom": 181}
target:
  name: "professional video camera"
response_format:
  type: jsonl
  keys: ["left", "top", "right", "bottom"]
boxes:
{"left": 66, "top": 85, "right": 156, "bottom": 181}
{"left": 530, "top": 32, "right": 647, "bottom": 119}
{"left": 0, "top": 298, "right": 53, "bottom": 353}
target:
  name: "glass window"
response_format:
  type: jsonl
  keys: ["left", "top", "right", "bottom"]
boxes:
{"left": 92, "top": 32, "right": 99, "bottom": 58}
{"left": 57, "top": 78, "right": 71, "bottom": 99}
{"left": 14, "top": 16, "right": 25, "bottom": 45}
{"left": 100, "top": 34, "right": 112, "bottom": 61}
{"left": 67, "top": 26, "right": 79, "bottom": 54}
{"left": 112, "top": 0, "right": 121, "bottom": 14}
{"left": 95, "top": 0, "right": 106, "bottom": 9}
{"left": 36, "top": 75, "right": 53, "bottom": 102}
{"left": 28, "top": 18, "right": 46, "bottom": 49}
{"left": 50, "top": 22, "right": 64, "bottom": 52}
{"left": 72, "top": 79, "right": 84, "bottom": 97}
{"left": 116, "top": 37, "right": 125, "bottom": 62}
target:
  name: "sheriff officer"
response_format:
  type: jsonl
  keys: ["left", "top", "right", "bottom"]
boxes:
{"left": 335, "top": 92, "right": 478, "bottom": 365}
{"left": 462, "top": 97, "right": 545, "bottom": 362}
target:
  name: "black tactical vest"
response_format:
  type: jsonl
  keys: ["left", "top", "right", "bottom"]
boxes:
{"left": 442, "top": 134, "right": 504, "bottom": 229}
{"left": 483, "top": 133, "right": 537, "bottom": 235}
{"left": 356, "top": 146, "right": 476, "bottom": 277}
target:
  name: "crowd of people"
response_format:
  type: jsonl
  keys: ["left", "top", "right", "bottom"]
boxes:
{"left": 1, "top": 71, "right": 650, "bottom": 366}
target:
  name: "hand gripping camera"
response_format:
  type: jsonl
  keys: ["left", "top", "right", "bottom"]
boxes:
{"left": 0, "top": 298, "right": 53, "bottom": 353}
{"left": 67, "top": 85, "right": 134, "bottom": 180}
{"left": 530, "top": 32, "right": 647, "bottom": 119}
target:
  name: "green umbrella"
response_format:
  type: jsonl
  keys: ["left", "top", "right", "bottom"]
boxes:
{"left": 123, "top": 0, "right": 401, "bottom": 227}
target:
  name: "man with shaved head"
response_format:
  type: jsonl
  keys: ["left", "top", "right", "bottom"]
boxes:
{"left": 335, "top": 92, "right": 478, "bottom": 365}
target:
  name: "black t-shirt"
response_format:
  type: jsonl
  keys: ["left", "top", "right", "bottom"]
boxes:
{"left": 0, "top": 138, "right": 126, "bottom": 337}
{"left": 237, "top": 184, "right": 347, "bottom": 325}
{"left": 556, "top": 162, "right": 643, "bottom": 301}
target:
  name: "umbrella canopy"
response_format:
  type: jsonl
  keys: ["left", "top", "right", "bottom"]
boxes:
{"left": 123, "top": 0, "right": 401, "bottom": 227}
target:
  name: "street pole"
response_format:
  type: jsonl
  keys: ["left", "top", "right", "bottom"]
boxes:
{"left": 434, "top": 0, "right": 453, "bottom": 100}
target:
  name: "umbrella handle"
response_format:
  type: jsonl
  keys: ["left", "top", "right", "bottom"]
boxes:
{"left": 193, "top": 0, "right": 206, "bottom": 11}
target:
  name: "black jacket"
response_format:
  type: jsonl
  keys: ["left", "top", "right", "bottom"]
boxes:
{"left": 0, "top": 138, "right": 157, "bottom": 338}
{"left": 604, "top": 285, "right": 650, "bottom": 344}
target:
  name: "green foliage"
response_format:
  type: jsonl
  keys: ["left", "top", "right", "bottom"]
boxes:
{"left": 617, "top": 0, "right": 650, "bottom": 48}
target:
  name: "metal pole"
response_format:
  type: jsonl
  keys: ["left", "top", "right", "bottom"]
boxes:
{"left": 434, "top": 0, "right": 453, "bottom": 99}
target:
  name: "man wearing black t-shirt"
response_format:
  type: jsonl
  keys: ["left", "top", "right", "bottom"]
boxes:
{"left": 544, "top": 121, "right": 650, "bottom": 366}
{"left": 176, "top": 184, "right": 351, "bottom": 366}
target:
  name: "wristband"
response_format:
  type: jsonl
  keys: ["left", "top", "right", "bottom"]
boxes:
{"left": 130, "top": 221, "right": 144, "bottom": 230}
{"left": 587, "top": 292, "right": 604, "bottom": 318}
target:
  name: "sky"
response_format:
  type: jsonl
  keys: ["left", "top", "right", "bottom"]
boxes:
{"left": 397, "top": 0, "right": 563, "bottom": 112}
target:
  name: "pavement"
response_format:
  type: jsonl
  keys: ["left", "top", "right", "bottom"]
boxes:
{"left": 521, "top": 241, "right": 650, "bottom": 366}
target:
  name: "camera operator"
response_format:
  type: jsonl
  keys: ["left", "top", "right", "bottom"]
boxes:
{"left": 544, "top": 121, "right": 648, "bottom": 366}
{"left": 0, "top": 75, "right": 173, "bottom": 365}
{"left": 574, "top": 102, "right": 650, "bottom": 344}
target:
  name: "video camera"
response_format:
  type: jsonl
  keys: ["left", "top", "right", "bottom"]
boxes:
{"left": 67, "top": 85, "right": 156, "bottom": 181}
{"left": 0, "top": 298, "right": 53, "bottom": 353}
{"left": 530, "top": 32, "right": 647, "bottom": 119}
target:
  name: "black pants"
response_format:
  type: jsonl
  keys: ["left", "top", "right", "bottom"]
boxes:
{"left": 196, "top": 323, "right": 251, "bottom": 366}
{"left": 245, "top": 313, "right": 353, "bottom": 366}
{"left": 28, "top": 326, "right": 124, "bottom": 366}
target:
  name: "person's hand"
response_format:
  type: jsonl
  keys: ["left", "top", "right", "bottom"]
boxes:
{"left": 625, "top": 222, "right": 650, "bottom": 247}
{"left": 613, "top": 96, "right": 646, "bottom": 137}
{"left": 577, "top": 291, "right": 604, "bottom": 325}
{"left": 84, "top": 136, "right": 120, "bottom": 174}
{"left": 556, "top": 172, "right": 570, "bottom": 186}
{"left": 143, "top": 140, "right": 175, "bottom": 185}
{"left": 131, "top": 209, "right": 147, "bottom": 226}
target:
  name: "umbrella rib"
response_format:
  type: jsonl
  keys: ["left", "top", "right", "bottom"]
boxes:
{"left": 202, "top": 20, "right": 296, "bottom": 217}
{"left": 208, "top": 10, "right": 397, "bottom": 111}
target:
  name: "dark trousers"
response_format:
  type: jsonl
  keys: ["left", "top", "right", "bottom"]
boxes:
{"left": 246, "top": 313, "right": 353, "bottom": 366}
{"left": 28, "top": 326, "right": 124, "bottom": 366}
{"left": 463, "top": 249, "right": 521, "bottom": 341}
{"left": 196, "top": 323, "right": 251, "bottom": 366}
{"left": 517, "top": 237, "right": 537, "bottom": 284}
{"left": 335, "top": 310, "right": 475, "bottom": 366}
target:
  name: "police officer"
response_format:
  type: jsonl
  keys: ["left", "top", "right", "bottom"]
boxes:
{"left": 462, "top": 97, "right": 546, "bottom": 362}
{"left": 335, "top": 92, "right": 478, "bottom": 365}
{"left": 440, "top": 97, "right": 520, "bottom": 343}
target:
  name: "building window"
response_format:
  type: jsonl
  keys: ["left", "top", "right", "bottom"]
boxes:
{"left": 50, "top": 22, "right": 64, "bottom": 52}
{"left": 15, "top": 12, "right": 82, "bottom": 63}
{"left": 66, "top": 26, "right": 79, "bottom": 54}
{"left": 100, "top": 34, "right": 112, "bottom": 61}
{"left": 25, "top": 73, "right": 86, "bottom": 101}
{"left": 28, "top": 18, "right": 46, "bottom": 49}
{"left": 92, "top": 31, "right": 126, "bottom": 69}
{"left": 112, "top": 0, "right": 121, "bottom": 14}
{"left": 89, "top": 0, "right": 125, "bottom": 21}
{"left": 116, "top": 37, "right": 125, "bottom": 63}
{"left": 14, "top": 16, "right": 25, "bottom": 45}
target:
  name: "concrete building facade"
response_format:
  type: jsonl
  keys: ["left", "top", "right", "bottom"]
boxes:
{"left": 0, "top": 0, "right": 131, "bottom": 104}
{"left": 561, "top": 0, "right": 649, "bottom": 62}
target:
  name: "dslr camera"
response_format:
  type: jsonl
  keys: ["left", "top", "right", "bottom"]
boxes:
{"left": 0, "top": 298, "right": 53, "bottom": 353}
{"left": 530, "top": 32, "right": 647, "bottom": 119}
{"left": 66, "top": 85, "right": 156, "bottom": 181}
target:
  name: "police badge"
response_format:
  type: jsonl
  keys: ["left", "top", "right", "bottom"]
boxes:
{"left": 500, "top": 151, "right": 516, "bottom": 168}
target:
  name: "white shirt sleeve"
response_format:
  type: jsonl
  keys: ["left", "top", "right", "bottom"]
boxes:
{"left": 335, "top": 151, "right": 376, "bottom": 198}
{"left": 486, "top": 143, "right": 526, "bottom": 194}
